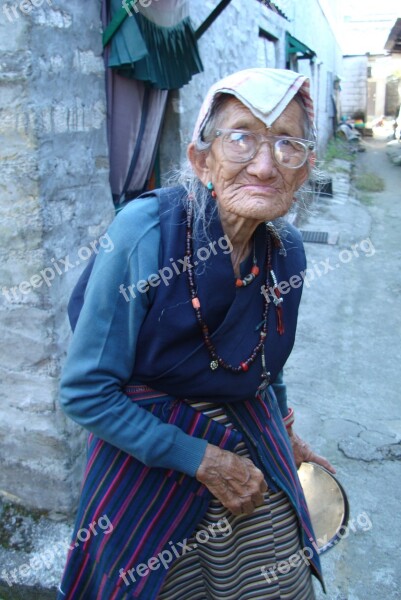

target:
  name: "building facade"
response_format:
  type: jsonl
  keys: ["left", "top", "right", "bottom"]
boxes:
{"left": 342, "top": 53, "right": 401, "bottom": 122}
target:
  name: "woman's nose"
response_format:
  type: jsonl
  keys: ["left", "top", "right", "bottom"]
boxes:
{"left": 246, "top": 141, "right": 278, "bottom": 178}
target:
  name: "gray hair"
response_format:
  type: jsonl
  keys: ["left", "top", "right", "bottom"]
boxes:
{"left": 172, "top": 163, "right": 218, "bottom": 242}
{"left": 173, "top": 92, "right": 318, "bottom": 240}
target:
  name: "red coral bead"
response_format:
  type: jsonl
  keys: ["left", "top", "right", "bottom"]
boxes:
{"left": 240, "top": 362, "right": 249, "bottom": 372}
{"left": 235, "top": 279, "right": 243, "bottom": 287}
{"left": 251, "top": 265, "right": 260, "bottom": 276}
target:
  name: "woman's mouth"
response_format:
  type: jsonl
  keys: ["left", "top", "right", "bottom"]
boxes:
{"left": 242, "top": 184, "right": 278, "bottom": 194}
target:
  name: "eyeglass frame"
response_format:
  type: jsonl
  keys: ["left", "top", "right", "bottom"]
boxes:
{"left": 214, "top": 128, "right": 315, "bottom": 169}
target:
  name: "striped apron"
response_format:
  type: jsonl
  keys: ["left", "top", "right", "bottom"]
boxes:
{"left": 159, "top": 401, "right": 316, "bottom": 600}
{"left": 57, "top": 386, "right": 323, "bottom": 599}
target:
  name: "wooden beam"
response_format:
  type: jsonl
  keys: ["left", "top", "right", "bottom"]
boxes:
{"left": 195, "top": 0, "right": 233, "bottom": 40}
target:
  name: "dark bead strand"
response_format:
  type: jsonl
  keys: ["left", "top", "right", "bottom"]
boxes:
{"left": 185, "top": 196, "right": 273, "bottom": 373}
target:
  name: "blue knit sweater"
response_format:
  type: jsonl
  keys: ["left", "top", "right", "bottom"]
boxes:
{"left": 60, "top": 194, "right": 290, "bottom": 477}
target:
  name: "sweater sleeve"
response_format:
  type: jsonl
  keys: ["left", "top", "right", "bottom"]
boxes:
{"left": 59, "top": 196, "right": 208, "bottom": 477}
{"left": 271, "top": 369, "right": 289, "bottom": 419}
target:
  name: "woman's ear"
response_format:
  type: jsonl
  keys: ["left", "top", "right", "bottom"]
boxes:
{"left": 187, "top": 142, "right": 210, "bottom": 186}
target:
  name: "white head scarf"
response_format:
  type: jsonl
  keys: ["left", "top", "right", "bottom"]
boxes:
{"left": 192, "top": 68, "right": 315, "bottom": 142}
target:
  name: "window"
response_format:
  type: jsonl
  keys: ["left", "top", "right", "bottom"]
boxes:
{"left": 258, "top": 28, "right": 278, "bottom": 68}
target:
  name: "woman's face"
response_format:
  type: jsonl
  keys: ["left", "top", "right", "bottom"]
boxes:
{"left": 200, "top": 98, "right": 310, "bottom": 223}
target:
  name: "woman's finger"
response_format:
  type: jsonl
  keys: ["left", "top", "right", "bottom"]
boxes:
{"left": 240, "top": 497, "right": 256, "bottom": 515}
{"left": 260, "top": 478, "right": 268, "bottom": 493}
{"left": 308, "top": 452, "right": 336, "bottom": 474}
{"left": 289, "top": 433, "right": 336, "bottom": 474}
{"left": 250, "top": 490, "right": 266, "bottom": 507}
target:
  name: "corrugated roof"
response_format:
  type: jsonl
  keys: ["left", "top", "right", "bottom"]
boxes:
{"left": 258, "top": 0, "right": 290, "bottom": 22}
{"left": 385, "top": 18, "right": 401, "bottom": 53}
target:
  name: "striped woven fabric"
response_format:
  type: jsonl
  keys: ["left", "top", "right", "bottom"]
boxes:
{"left": 158, "top": 402, "right": 316, "bottom": 600}
{"left": 58, "top": 387, "right": 322, "bottom": 599}
{"left": 57, "top": 389, "right": 242, "bottom": 600}
{"left": 223, "top": 390, "right": 323, "bottom": 585}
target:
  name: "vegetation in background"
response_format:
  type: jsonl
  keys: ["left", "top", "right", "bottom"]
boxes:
{"left": 357, "top": 192, "right": 374, "bottom": 206}
{"left": 324, "top": 138, "right": 355, "bottom": 163}
{"left": 354, "top": 172, "right": 385, "bottom": 193}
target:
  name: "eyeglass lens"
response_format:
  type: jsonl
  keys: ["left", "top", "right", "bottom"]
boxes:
{"left": 222, "top": 132, "right": 308, "bottom": 167}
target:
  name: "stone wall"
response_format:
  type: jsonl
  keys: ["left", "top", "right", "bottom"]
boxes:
{"left": 0, "top": 0, "right": 114, "bottom": 513}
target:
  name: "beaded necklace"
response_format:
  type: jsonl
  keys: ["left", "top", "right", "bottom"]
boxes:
{"left": 185, "top": 197, "right": 284, "bottom": 391}
{"left": 234, "top": 240, "right": 259, "bottom": 288}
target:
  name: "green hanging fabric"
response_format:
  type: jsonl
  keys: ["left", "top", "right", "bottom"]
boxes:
{"left": 107, "top": 0, "right": 203, "bottom": 90}
{"left": 102, "top": 7, "right": 129, "bottom": 48}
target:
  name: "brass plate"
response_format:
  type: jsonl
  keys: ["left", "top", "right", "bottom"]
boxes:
{"left": 298, "top": 462, "right": 349, "bottom": 553}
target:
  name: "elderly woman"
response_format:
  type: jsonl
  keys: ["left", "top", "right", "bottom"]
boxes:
{"left": 58, "top": 68, "right": 333, "bottom": 600}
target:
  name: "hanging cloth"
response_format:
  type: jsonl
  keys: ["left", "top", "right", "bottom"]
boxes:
{"left": 107, "top": 0, "right": 203, "bottom": 90}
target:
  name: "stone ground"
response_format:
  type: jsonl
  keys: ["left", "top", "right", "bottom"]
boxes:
{"left": 1, "top": 135, "right": 400, "bottom": 600}
{"left": 286, "top": 132, "right": 401, "bottom": 599}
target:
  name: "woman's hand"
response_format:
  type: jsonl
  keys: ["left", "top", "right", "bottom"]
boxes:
{"left": 288, "top": 428, "right": 336, "bottom": 474}
{"left": 195, "top": 444, "right": 268, "bottom": 515}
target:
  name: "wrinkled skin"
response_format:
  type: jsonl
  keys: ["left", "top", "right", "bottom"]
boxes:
{"left": 191, "top": 98, "right": 335, "bottom": 514}
{"left": 196, "top": 433, "right": 336, "bottom": 515}
{"left": 188, "top": 97, "right": 309, "bottom": 274}
{"left": 288, "top": 427, "right": 336, "bottom": 474}
{"left": 195, "top": 444, "right": 268, "bottom": 516}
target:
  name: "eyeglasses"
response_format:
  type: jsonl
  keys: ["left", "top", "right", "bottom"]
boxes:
{"left": 215, "top": 129, "right": 315, "bottom": 169}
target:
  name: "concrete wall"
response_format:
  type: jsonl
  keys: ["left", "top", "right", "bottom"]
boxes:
{"left": 368, "top": 54, "right": 401, "bottom": 118}
{"left": 341, "top": 56, "right": 368, "bottom": 118}
{"left": 160, "top": 0, "right": 343, "bottom": 173}
{"left": 0, "top": 0, "right": 114, "bottom": 512}
{"left": 342, "top": 54, "right": 401, "bottom": 120}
